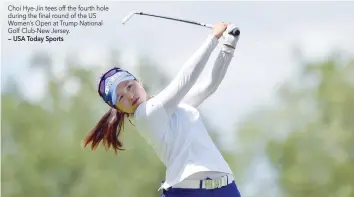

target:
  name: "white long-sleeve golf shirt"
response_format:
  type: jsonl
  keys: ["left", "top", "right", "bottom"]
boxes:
{"left": 134, "top": 34, "right": 234, "bottom": 190}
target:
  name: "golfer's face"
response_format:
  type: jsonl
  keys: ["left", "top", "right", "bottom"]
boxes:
{"left": 115, "top": 80, "right": 146, "bottom": 114}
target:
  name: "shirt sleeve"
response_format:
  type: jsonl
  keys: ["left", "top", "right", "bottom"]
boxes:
{"left": 181, "top": 47, "right": 234, "bottom": 107}
{"left": 152, "top": 34, "right": 219, "bottom": 117}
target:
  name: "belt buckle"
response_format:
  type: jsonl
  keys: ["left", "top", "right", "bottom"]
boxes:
{"left": 204, "top": 178, "right": 224, "bottom": 190}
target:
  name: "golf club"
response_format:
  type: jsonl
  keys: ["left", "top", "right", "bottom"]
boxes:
{"left": 122, "top": 11, "right": 213, "bottom": 29}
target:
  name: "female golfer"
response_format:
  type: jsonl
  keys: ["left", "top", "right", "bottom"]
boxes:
{"left": 84, "top": 22, "right": 241, "bottom": 197}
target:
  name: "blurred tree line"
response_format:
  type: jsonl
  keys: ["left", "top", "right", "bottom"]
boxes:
{"left": 235, "top": 54, "right": 354, "bottom": 197}
{"left": 2, "top": 49, "right": 354, "bottom": 197}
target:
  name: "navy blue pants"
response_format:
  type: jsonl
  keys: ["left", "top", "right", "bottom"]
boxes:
{"left": 161, "top": 181, "right": 241, "bottom": 197}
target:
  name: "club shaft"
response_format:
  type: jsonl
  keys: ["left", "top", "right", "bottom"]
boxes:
{"left": 135, "top": 12, "right": 212, "bottom": 28}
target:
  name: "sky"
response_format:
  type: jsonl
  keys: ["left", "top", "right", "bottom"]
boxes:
{"left": 2, "top": 1, "right": 354, "bottom": 196}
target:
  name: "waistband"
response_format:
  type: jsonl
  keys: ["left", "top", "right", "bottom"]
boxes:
{"left": 168, "top": 174, "right": 234, "bottom": 190}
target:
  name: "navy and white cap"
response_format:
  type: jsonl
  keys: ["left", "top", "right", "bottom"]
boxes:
{"left": 99, "top": 68, "right": 136, "bottom": 107}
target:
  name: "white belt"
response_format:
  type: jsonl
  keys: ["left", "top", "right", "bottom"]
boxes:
{"left": 171, "top": 174, "right": 234, "bottom": 190}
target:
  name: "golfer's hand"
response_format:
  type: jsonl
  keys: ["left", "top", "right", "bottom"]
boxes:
{"left": 212, "top": 22, "right": 229, "bottom": 39}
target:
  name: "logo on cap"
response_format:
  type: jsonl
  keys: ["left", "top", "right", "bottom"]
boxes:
{"left": 104, "top": 74, "right": 120, "bottom": 95}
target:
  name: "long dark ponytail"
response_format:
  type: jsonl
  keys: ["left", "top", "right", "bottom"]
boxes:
{"left": 83, "top": 108, "right": 128, "bottom": 154}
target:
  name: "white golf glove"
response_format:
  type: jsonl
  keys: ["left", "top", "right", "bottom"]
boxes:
{"left": 222, "top": 24, "right": 240, "bottom": 52}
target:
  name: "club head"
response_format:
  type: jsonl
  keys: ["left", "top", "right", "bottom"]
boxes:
{"left": 121, "top": 11, "right": 138, "bottom": 25}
